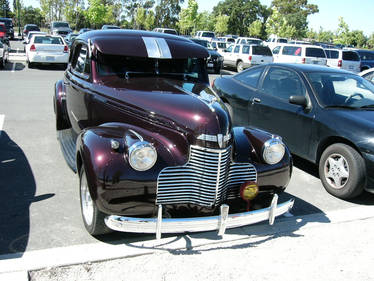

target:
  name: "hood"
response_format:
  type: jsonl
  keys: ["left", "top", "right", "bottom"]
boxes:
{"left": 95, "top": 77, "right": 231, "bottom": 149}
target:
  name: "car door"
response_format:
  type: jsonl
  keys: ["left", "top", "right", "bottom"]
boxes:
{"left": 247, "top": 66, "right": 314, "bottom": 157}
{"left": 231, "top": 45, "right": 240, "bottom": 67}
{"left": 223, "top": 45, "right": 234, "bottom": 67}
{"left": 65, "top": 43, "right": 92, "bottom": 134}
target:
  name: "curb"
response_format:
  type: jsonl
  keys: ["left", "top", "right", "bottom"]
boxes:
{"left": 1, "top": 205, "right": 374, "bottom": 280}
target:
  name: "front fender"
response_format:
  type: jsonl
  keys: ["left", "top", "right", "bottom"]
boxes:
{"left": 232, "top": 127, "right": 292, "bottom": 189}
{"left": 76, "top": 122, "right": 189, "bottom": 216}
{"left": 54, "top": 79, "right": 71, "bottom": 130}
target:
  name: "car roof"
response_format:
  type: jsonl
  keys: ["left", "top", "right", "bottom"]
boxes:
{"left": 265, "top": 63, "right": 352, "bottom": 74}
{"left": 77, "top": 29, "right": 209, "bottom": 59}
{"left": 280, "top": 44, "right": 324, "bottom": 49}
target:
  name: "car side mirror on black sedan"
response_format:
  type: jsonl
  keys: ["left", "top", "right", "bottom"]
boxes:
{"left": 289, "top": 95, "right": 308, "bottom": 107}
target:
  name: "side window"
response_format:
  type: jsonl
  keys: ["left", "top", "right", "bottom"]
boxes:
{"left": 261, "top": 67, "right": 306, "bottom": 101}
{"left": 226, "top": 45, "right": 233, "bottom": 52}
{"left": 282, "top": 46, "right": 302, "bottom": 56}
{"left": 234, "top": 45, "right": 240, "bottom": 53}
{"left": 240, "top": 39, "right": 246, "bottom": 44}
{"left": 235, "top": 67, "right": 263, "bottom": 88}
{"left": 72, "top": 44, "right": 90, "bottom": 75}
{"left": 272, "top": 46, "right": 281, "bottom": 55}
{"left": 242, "top": 46, "right": 250, "bottom": 54}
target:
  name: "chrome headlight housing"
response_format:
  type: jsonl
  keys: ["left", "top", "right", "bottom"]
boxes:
{"left": 128, "top": 141, "right": 157, "bottom": 171}
{"left": 262, "top": 138, "right": 285, "bottom": 165}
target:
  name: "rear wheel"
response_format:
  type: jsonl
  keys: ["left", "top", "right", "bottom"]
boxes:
{"left": 80, "top": 167, "right": 111, "bottom": 236}
{"left": 319, "top": 143, "right": 365, "bottom": 199}
{"left": 236, "top": 61, "right": 244, "bottom": 72}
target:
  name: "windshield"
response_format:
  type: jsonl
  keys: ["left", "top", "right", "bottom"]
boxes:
{"left": 202, "top": 32, "right": 215, "bottom": 38}
{"left": 34, "top": 36, "right": 64, "bottom": 44}
{"left": 191, "top": 39, "right": 208, "bottom": 48}
{"left": 52, "top": 22, "right": 69, "bottom": 28}
{"left": 96, "top": 53, "right": 208, "bottom": 83}
{"left": 307, "top": 72, "right": 374, "bottom": 109}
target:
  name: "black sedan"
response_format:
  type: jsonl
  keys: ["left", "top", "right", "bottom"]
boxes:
{"left": 213, "top": 63, "right": 374, "bottom": 199}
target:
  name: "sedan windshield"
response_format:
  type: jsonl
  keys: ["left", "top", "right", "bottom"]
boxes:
{"left": 96, "top": 53, "right": 208, "bottom": 83}
{"left": 307, "top": 72, "right": 374, "bottom": 109}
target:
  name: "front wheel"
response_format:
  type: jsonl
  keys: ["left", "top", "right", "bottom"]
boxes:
{"left": 319, "top": 143, "right": 365, "bottom": 199}
{"left": 80, "top": 167, "right": 111, "bottom": 236}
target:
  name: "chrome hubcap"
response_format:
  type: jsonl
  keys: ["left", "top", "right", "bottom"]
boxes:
{"left": 324, "top": 153, "right": 349, "bottom": 189}
{"left": 80, "top": 172, "right": 94, "bottom": 226}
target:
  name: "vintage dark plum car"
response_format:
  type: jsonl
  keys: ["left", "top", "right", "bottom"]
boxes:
{"left": 53, "top": 30, "right": 294, "bottom": 238}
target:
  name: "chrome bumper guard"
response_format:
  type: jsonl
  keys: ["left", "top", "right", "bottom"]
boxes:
{"left": 105, "top": 194, "right": 294, "bottom": 239}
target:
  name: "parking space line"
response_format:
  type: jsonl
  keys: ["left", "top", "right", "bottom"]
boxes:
{"left": 11, "top": 62, "right": 16, "bottom": 72}
{"left": 0, "top": 114, "right": 4, "bottom": 137}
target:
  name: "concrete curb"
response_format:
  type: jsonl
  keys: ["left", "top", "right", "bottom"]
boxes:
{"left": 1, "top": 205, "right": 374, "bottom": 281}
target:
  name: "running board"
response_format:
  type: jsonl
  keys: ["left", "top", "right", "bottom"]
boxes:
{"left": 57, "top": 129, "right": 77, "bottom": 173}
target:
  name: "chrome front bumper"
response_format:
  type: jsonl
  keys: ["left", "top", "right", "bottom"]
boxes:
{"left": 105, "top": 194, "right": 294, "bottom": 239}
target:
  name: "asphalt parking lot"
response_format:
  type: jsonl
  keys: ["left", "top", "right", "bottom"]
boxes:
{"left": 1, "top": 39, "right": 374, "bottom": 259}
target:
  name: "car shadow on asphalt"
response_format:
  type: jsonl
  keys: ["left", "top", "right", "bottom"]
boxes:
{"left": 93, "top": 193, "right": 330, "bottom": 255}
{"left": 30, "top": 64, "right": 67, "bottom": 71}
{"left": 0, "top": 131, "right": 54, "bottom": 257}
{"left": 0, "top": 62, "right": 25, "bottom": 71}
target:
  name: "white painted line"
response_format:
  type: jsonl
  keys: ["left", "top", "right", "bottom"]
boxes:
{"left": 0, "top": 114, "right": 4, "bottom": 137}
{"left": 1, "top": 205, "right": 374, "bottom": 275}
{"left": 11, "top": 62, "right": 16, "bottom": 73}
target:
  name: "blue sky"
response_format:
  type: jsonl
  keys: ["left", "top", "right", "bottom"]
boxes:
{"left": 21, "top": 0, "right": 374, "bottom": 36}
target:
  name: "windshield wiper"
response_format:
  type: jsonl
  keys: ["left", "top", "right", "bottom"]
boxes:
{"left": 123, "top": 71, "right": 153, "bottom": 79}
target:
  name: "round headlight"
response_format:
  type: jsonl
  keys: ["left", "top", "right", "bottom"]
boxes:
{"left": 128, "top": 141, "right": 157, "bottom": 171}
{"left": 262, "top": 138, "right": 285, "bottom": 165}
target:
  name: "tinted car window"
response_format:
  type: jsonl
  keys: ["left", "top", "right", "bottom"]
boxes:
{"left": 73, "top": 45, "right": 90, "bottom": 74}
{"left": 234, "top": 46, "right": 240, "bottom": 53}
{"left": 261, "top": 67, "right": 305, "bottom": 100}
{"left": 242, "top": 46, "right": 250, "bottom": 54}
{"left": 357, "top": 51, "right": 374, "bottom": 61}
{"left": 307, "top": 72, "right": 374, "bottom": 107}
{"left": 306, "top": 48, "right": 326, "bottom": 58}
{"left": 342, "top": 51, "right": 359, "bottom": 61}
{"left": 282, "top": 46, "right": 301, "bottom": 56}
{"left": 202, "top": 32, "right": 214, "bottom": 38}
{"left": 226, "top": 45, "right": 233, "bottom": 52}
{"left": 247, "top": 39, "right": 262, "bottom": 45}
{"left": 326, "top": 50, "right": 339, "bottom": 59}
{"left": 253, "top": 46, "right": 272, "bottom": 56}
{"left": 34, "top": 36, "right": 63, "bottom": 44}
{"left": 163, "top": 29, "right": 177, "bottom": 35}
{"left": 234, "top": 67, "right": 263, "bottom": 88}
{"left": 278, "top": 39, "right": 287, "bottom": 43}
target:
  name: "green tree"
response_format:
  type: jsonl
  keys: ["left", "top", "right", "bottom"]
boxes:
{"left": 135, "top": 6, "right": 146, "bottom": 29}
{"left": 144, "top": 9, "right": 155, "bottom": 30}
{"left": 85, "top": 0, "right": 117, "bottom": 28}
{"left": 212, "top": 0, "right": 268, "bottom": 36}
{"left": 267, "top": 0, "right": 318, "bottom": 39}
{"left": 195, "top": 11, "right": 214, "bottom": 31}
{"left": 39, "top": 0, "right": 65, "bottom": 23}
{"left": 124, "top": 0, "right": 154, "bottom": 28}
{"left": 334, "top": 17, "right": 367, "bottom": 47}
{"left": 178, "top": 0, "right": 198, "bottom": 34}
{"left": 367, "top": 33, "right": 374, "bottom": 49}
{"left": 155, "top": 0, "right": 184, "bottom": 28}
{"left": 317, "top": 27, "right": 334, "bottom": 43}
{"left": 1, "top": 0, "right": 13, "bottom": 17}
{"left": 214, "top": 14, "right": 229, "bottom": 36}
{"left": 248, "top": 19, "right": 262, "bottom": 38}
{"left": 21, "top": 6, "right": 44, "bottom": 26}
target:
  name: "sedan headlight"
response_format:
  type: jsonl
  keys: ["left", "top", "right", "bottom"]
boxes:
{"left": 128, "top": 141, "right": 157, "bottom": 171}
{"left": 262, "top": 138, "right": 285, "bottom": 165}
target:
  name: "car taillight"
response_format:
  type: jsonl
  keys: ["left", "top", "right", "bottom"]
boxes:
{"left": 211, "top": 78, "right": 216, "bottom": 88}
{"left": 63, "top": 45, "right": 68, "bottom": 53}
{"left": 302, "top": 57, "right": 306, "bottom": 64}
{"left": 338, "top": 59, "right": 342, "bottom": 67}
{"left": 248, "top": 55, "right": 252, "bottom": 61}
{"left": 30, "top": 44, "right": 36, "bottom": 52}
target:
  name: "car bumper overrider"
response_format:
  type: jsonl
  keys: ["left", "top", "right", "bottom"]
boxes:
{"left": 104, "top": 194, "right": 294, "bottom": 239}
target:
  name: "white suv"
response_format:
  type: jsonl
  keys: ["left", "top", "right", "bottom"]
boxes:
{"left": 324, "top": 49, "right": 360, "bottom": 73}
{"left": 194, "top": 31, "right": 215, "bottom": 41}
{"left": 223, "top": 44, "right": 273, "bottom": 72}
{"left": 235, "top": 37, "right": 263, "bottom": 45}
{"left": 272, "top": 44, "right": 327, "bottom": 65}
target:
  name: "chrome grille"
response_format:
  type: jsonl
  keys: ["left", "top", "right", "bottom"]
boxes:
{"left": 156, "top": 146, "right": 257, "bottom": 207}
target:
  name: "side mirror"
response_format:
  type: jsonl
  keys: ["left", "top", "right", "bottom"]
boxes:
{"left": 23, "top": 41, "right": 27, "bottom": 44}
{"left": 289, "top": 95, "right": 308, "bottom": 107}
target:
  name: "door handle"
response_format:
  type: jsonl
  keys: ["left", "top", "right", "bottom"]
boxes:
{"left": 251, "top": 97, "right": 261, "bottom": 104}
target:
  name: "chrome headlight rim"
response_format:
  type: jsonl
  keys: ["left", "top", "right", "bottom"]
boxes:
{"left": 262, "top": 138, "right": 286, "bottom": 165}
{"left": 128, "top": 141, "right": 157, "bottom": 171}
